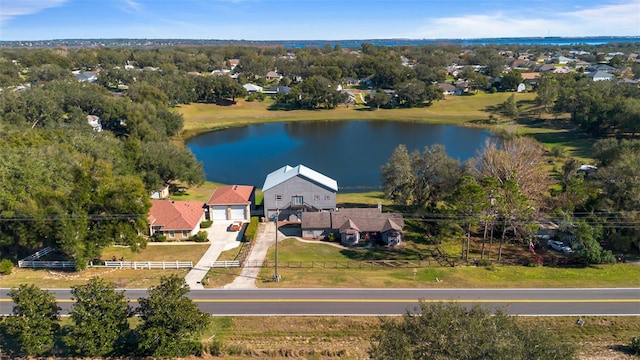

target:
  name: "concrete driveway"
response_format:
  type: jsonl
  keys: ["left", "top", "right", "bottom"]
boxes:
{"left": 184, "top": 221, "right": 244, "bottom": 289}
{"left": 222, "top": 221, "right": 283, "bottom": 289}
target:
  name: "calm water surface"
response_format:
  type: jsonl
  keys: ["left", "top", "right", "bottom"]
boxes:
{"left": 187, "top": 121, "right": 495, "bottom": 191}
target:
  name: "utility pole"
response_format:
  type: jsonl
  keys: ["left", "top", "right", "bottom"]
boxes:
{"left": 273, "top": 202, "right": 280, "bottom": 282}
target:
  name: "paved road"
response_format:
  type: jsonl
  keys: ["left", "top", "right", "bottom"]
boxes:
{"left": 2, "top": 288, "right": 638, "bottom": 316}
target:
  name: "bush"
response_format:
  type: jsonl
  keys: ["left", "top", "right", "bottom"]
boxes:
{"left": 0, "top": 259, "right": 13, "bottom": 275}
{"left": 153, "top": 234, "right": 167, "bottom": 242}
{"left": 242, "top": 217, "right": 259, "bottom": 243}
{"left": 190, "top": 231, "right": 209, "bottom": 242}
{"left": 630, "top": 336, "right": 640, "bottom": 355}
{"left": 200, "top": 220, "right": 213, "bottom": 229}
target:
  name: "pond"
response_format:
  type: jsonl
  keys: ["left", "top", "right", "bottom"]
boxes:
{"left": 186, "top": 120, "right": 496, "bottom": 192}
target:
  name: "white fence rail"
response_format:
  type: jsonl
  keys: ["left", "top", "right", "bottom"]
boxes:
{"left": 18, "top": 260, "right": 76, "bottom": 269}
{"left": 211, "top": 260, "right": 241, "bottom": 268}
{"left": 103, "top": 261, "right": 193, "bottom": 269}
{"left": 21, "top": 246, "right": 56, "bottom": 261}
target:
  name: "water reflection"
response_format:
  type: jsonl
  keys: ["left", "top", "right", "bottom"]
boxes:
{"left": 187, "top": 121, "right": 494, "bottom": 192}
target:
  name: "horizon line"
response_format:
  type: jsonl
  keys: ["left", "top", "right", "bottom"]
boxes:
{"left": 2, "top": 35, "right": 640, "bottom": 43}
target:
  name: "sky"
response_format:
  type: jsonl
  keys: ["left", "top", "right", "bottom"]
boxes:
{"left": 0, "top": 0, "right": 639, "bottom": 41}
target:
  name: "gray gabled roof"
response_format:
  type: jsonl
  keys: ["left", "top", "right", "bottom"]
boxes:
{"left": 262, "top": 164, "right": 338, "bottom": 192}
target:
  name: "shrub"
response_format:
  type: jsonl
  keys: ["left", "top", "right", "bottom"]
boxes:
{"left": 0, "top": 258, "right": 14, "bottom": 275}
{"left": 242, "top": 217, "right": 259, "bottom": 243}
{"left": 630, "top": 336, "right": 640, "bottom": 355}
{"left": 200, "top": 220, "right": 213, "bottom": 229}
{"left": 190, "top": 231, "right": 209, "bottom": 242}
{"left": 153, "top": 234, "right": 167, "bottom": 242}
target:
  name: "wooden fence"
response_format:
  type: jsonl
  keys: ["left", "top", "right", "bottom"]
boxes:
{"left": 102, "top": 261, "right": 193, "bottom": 269}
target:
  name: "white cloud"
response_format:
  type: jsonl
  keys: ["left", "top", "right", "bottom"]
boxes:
{"left": 408, "top": 2, "right": 640, "bottom": 38}
{"left": 119, "top": 0, "right": 143, "bottom": 14}
{"left": 0, "top": 0, "right": 68, "bottom": 23}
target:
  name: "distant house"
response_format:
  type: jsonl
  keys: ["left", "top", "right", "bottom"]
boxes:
{"left": 520, "top": 72, "right": 540, "bottom": 86}
{"left": 265, "top": 71, "right": 282, "bottom": 81}
{"left": 437, "top": 83, "right": 457, "bottom": 95}
{"left": 262, "top": 164, "right": 338, "bottom": 221}
{"left": 86, "top": 115, "right": 102, "bottom": 132}
{"left": 587, "top": 64, "right": 616, "bottom": 73}
{"left": 148, "top": 200, "right": 205, "bottom": 240}
{"left": 302, "top": 207, "right": 404, "bottom": 247}
{"left": 243, "top": 83, "right": 263, "bottom": 93}
{"left": 150, "top": 184, "right": 170, "bottom": 200}
{"left": 73, "top": 71, "right": 98, "bottom": 83}
{"left": 589, "top": 71, "right": 614, "bottom": 81}
{"left": 537, "top": 64, "right": 557, "bottom": 73}
{"left": 263, "top": 85, "right": 291, "bottom": 95}
{"left": 205, "top": 185, "right": 255, "bottom": 222}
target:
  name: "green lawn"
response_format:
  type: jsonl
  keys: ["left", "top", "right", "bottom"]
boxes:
{"left": 100, "top": 244, "right": 210, "bottom": 263}
{"left": 252, "top": 238, "right": 640, "bottom": 288}
{"left": 177, "top": 92, "right": 537, "bottom": 138}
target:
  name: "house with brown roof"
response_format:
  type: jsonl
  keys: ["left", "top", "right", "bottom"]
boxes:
{"left": 148, "top": 200, "right": 205, "bottom": 240}
{"left": 205, "top": 185, "right": 255, "bottom": 221}
{"left": 302, "top": 207, "right": 404, "bottom": 247}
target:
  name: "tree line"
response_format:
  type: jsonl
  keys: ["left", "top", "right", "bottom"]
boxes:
{"left": 0, "top": 275, "right": 210, "bottom": 358}
{"left": 1, "top": 277, "right": 580, "bottom": 359}
{"left": 381, "top": 136, "right": 640, "bottom": 261}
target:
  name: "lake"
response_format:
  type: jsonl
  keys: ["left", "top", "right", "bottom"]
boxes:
{"left": 187, "top": 121, "right": 495, "bottom": 192}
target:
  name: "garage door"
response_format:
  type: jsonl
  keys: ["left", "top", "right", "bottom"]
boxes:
{"left": 212, "top": 206, "right": 227, "bottom": 221}
{"left": 230, "top": 205, "right": 246, "bottom": 220}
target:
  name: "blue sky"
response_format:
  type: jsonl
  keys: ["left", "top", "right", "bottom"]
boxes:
{"left": 1, "top": 0, "right": 639, "bottom": 41}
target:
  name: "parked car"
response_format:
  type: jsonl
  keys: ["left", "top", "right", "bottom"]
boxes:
{"left": 548, "top": 240, "right": 572, "bottom": 254}
{"left": 228, "top": 221, "right": 243, "bottom": 232}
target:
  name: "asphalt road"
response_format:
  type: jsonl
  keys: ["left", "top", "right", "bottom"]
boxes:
{"left": 1, "top": 288, "right": 638, "bottom": 316}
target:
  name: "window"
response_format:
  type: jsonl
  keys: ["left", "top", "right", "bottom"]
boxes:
{"left": 275, "top": 194, "right": 282, "bottom": 201}
{"left": 314, "top": 195, "right": 320, "bottom": 200}
{"left": 292, "top": 195, "right": 303, "bottom": 206}
{"left": 168, "top": 231, "right": 175, "bottom": 238}
{"left": 182, "top": 231, "right": 188, "bottom": 238}
{"left": 325, "top": 195, "right": 331, "bottom": 200}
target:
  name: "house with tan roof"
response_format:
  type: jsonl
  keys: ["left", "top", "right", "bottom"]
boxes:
{"left": 148, "top": 200, "right": 205, "bottom": 240}
{"left": 302, "top": 206, "right": 404, "bottom": 247}
{"left": 205, "top": 185, "right": 255, "bottom": 221}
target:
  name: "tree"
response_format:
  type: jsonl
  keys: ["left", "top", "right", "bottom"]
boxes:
{"left": 381, "top": 144, "right": 415, "bottom": 205}
{"left": 367, "top": 89, "right": 390, "bottom": 110}
{"left": 473, "top": 137, "right": 550, "bottom": 208}
{"left": 64, "top": 278, "right": 131, "bottom": 357}
{"left": 535, "top": 73, "right": 559, "bottom": 113}
{"left": 447, "top": 176, "right": 489, "bottom": 262}
{"left": 370, "top": 301, "right": 577, "bottom": 360}
{"left": 396, "top": 79, "right": 427, "bottom": 107}
{"left": 6, "top": 284, "right": 60, "bottom": 356}
{"left": 137, "top": 141, "right": 204, "bottom": 190}
{"left": 499, "top": 94, "right": 519, "bottom": 118}
{"left": 135, "top": 275, "right": 209, "bottom": 357}
{"left": 572, "top": 220, "right": 615, "bottom": 264}
{"left": 500, "top": 69, "right": 523, "bottom": 91}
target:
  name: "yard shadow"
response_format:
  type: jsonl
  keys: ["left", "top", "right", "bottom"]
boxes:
{"left": 339, "top": 245, "right": 428, "bottom": 262}
{"left": 610, "top": 344, "right": 639, "bottom": 357}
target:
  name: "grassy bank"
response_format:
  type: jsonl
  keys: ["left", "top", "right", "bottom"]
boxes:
{"left": 177, "top": 92, "right": 536, "bottom": 137}
{"left": 204, "top": 238, "right": 640, "bottom": 289}
{"left": 206, "top": 315, "right": 639, "bottom": 359}
{"left": 2, "top": 244, "right": 209, "bottom": 289}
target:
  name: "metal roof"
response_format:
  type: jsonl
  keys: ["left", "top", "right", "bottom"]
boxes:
{"left": 262, "top": 164, "right": 338, "bottom": 192}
